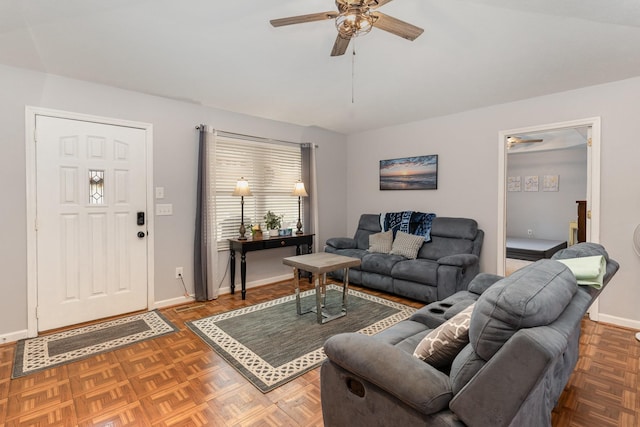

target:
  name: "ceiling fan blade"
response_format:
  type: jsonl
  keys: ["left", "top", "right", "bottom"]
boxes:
{"left": 331, "top": 34, "right": 352, "bottom": 56}
{"left": 270, "top": 11, "right": 338, "bottom": 27}
{"left": 371, "top": 0, "right": 395, "bottom": 8}
{"left": 372, "top": 12, "right": 424, "bottom": 41}
{"left": 508, "top": 137, "right": 544, "bottom": 145}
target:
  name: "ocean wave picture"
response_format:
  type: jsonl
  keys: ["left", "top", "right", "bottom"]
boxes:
{"left": 380, "top": 155, "right": 438, "bottom": 190}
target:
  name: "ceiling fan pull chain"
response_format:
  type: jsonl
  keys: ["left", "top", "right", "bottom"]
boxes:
{"left": 352, "top": 40, "right": 356, "bottom": 104}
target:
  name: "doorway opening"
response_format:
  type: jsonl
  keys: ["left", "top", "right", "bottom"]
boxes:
{"left": 497, "top": 117, "right": 601, "bottom": 317}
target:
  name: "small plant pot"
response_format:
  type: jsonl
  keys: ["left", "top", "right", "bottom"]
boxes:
{"left": 269, "top": 229, "right": 279, "bottom": 237}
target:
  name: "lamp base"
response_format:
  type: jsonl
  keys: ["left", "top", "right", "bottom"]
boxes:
{"left": 296, "top": 219, "right": 303, "bottom": 235}
{"left": 239, "top": 222, "right": 247, "bottom": 240}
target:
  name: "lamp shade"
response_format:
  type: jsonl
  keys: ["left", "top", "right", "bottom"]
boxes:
{"left": 232, "top": 177, "right": 252, "bottom": 197}
{"left": 291, "top": 181, "right": 308, "bottom": 197}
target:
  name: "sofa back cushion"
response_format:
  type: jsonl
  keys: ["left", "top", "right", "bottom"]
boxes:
{"left": 417, "top": 217, "right": 479, "bottom": 260}
{"left": 418, "top": 236, "right": 474, "bottom": 260}
{"left": 354, "top": 214, "right": 382, "bottom": 249}
{"left": 353, "top": 215, "right": 481, "bottom": 256}
{"left": 469, "top": 259, "right": 577, "bottom": 361}
{"left": 551, "top": 242, "right": 609, "bottom": 261}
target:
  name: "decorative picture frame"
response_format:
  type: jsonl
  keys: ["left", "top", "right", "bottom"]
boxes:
{"left": 543, "top": 175, "right": 559, "bottom": 192}
{"left": 379, "top": 155, "right": 438, "bottom": 190}
{"left": 508, "top": 176, "right": 521, "bottom": 192}
{"left": 524, "top": 175, "right": 539, "bottom": 192}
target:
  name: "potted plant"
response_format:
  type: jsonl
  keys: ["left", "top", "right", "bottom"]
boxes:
{"left": 264, "top": 211, "right": 283, "bottom": 237}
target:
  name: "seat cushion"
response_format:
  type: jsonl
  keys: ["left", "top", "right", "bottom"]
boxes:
{"left": 470, "top": 259, "right": 577, "bottom": 360}
{"left": 361, "top": 253, "right": 405, "bottom": 276}
{"left": 391, "top": 259, "right": 438, "bottom": 284}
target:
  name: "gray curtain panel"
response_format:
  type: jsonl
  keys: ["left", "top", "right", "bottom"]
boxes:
{"left": 194, "top": 126, "right": 210, "bottom": 301}
{"left": 301, "top": 144, "right": 312, "bottom": 236}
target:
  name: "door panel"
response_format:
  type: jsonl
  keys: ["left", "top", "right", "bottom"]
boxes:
{"left": 36, "top": 115, "right": 148, "bottom": 331}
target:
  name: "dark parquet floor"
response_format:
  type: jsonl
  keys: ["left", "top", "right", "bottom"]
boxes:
{"left": 0, "top": 279, "right": 637, "bottom": 426}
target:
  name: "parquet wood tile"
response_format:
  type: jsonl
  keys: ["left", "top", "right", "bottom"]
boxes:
{"left": 1, "top": 279, "right": 638, "bottom": 426}
{"left": 73, "top": 380, "right": 138, "bottom": 422}
{"left": 68, "top": 364, "right": 129, "bottom": 395}
{"left": 76, "top": 401, "right": 151, "bottom": 427}
{"left": 152, "top": 402, "right": 227, "bottom": 427}
{"left": 127, "top": 366, "right": 188, "bottom": 399}
{"left": 139, "top": 382, "right": 206, "bottom": 423}
{"left": 206, "top": 383, "right": 275, "bottom": 425}
{"left": 5, "top": 400, "right": 77, "bottom": 427}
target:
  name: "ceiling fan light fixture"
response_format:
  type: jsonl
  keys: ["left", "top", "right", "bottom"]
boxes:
{"left": 335, "top": 9, "right": 374, "bottom": 37}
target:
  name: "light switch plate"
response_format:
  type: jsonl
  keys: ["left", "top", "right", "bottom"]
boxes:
{"left": 155, "top": 187, "right": 165, "bottom": 199}
{"left": 156, "top": 203, "right": 173, "bottom": 216}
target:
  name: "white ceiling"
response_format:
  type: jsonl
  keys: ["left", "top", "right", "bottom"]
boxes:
{"left": 3, "top": 0, "right": 640, "bottom": 134}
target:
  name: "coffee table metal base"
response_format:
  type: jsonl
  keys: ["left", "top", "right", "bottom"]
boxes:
{"left": 292, "top": 267, "right": 349, "bottom": 324}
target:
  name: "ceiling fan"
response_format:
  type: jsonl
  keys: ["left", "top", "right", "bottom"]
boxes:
{"left": 270, "top": 0, "right": 424, "bottom": 56}
{"left": 507, "top": 136, "right": 544, "bottom": 149}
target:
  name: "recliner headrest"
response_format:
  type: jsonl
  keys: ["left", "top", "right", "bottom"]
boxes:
{"left": 469, "top": 259, "right": 577, "bottom": 360}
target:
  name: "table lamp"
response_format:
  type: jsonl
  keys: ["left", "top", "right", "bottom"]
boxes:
{"left": 232, "top": 177, "right": 252, "bottom": 240}
{"left": 292, "top": 181, "right": 308, "bottom": 235}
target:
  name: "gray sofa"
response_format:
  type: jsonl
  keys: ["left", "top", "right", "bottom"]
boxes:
{"left": 320, "top": 243, "right": 619, "bottom": 427}
{"left": 325, "top": 214, "right": 484, "bottom": 303}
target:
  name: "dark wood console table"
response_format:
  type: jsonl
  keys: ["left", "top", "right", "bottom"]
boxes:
{"left": 228, "top": 234, "right": 314, "bottom": 299}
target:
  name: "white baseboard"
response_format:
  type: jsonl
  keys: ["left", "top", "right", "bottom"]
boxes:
{"left": 216, "top": 274, "right": 294, "bottom": 297}
{"left": 154, "top": 274, "right": 293, "bottom": 306}
{"left": 153, "top": 294, "right": 196, "bottom": 309}
{"left": 0, "top": 329, "right": 28, "bottom": 344}
{"left": 597, "top": 313, "right": 640, "bottom": 330}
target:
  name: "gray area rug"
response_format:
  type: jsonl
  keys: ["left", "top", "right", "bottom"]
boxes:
{"left": 187, "top": 285, "right": 416, "bottom": 392}
{"left": 12, "top": 310, "right": 177, "bottom": 378}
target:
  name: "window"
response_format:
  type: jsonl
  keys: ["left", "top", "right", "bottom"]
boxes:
{"left": 214, "top": 135, "right": 303, "bottom": 250}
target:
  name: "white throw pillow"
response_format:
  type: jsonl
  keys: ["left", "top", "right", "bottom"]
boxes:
{"left": 369, "top": 230, "right": 393, "bottom": 254}
{"left": 389, "top": 231, "right": 424, "bottom": 259}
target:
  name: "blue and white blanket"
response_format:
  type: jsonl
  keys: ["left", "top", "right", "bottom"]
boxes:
{"left": 381, "top": 211, "right": 436, "bottom": 242}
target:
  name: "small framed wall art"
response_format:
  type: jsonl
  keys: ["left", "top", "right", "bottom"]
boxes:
{"left": 380, "top": 155, "right": 438, "bottom": 190}
{"left": 524, "top": 175, "right": 539, "bottom": 192}
{"left": 508, "top": 176, "right": 521, "bottom": 192}
{"left": 543, "top": 175, "right": 559, "bottom": 192}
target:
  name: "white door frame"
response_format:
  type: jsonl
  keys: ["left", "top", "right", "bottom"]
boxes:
{"left": 497, "top": 117, "right": 601, "bottom": 319}
{"left": 25, "top": 106, "right": 155, "bottom": 337}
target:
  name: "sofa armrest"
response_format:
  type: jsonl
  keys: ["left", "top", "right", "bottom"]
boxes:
{"left": 450, "top": 327, "right": 565, "bottom": 427}
{"left": 324, "top": 333, "right": 452, "bottom": 415}
{"left": 467, "top": 273, "right": 503, "bottom": 295}
{"left": 437, "top": 253, "right": 478, "bottom": 268}
{"left": 326, "top": 237, "right": 357, "bottom": 250}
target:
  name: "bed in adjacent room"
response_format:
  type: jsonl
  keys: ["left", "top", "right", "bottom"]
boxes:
{"left": 506, "top": 237, "right": 568, "bottom": 261}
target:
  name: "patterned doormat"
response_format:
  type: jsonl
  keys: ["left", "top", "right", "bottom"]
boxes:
{"left": 12, "top": 310, "right": 178, "bottom": 378}
{"left": 187, "top": 285, "right": 416, "bottom": 392}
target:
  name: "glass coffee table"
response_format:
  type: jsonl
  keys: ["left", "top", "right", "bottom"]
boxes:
{"left": 282, "top": 252, "right": 361, "bottom": 324}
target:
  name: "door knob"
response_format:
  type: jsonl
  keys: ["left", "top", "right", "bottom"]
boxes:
{"left": 137, "top": 231, "right": 146, "bottom": 239}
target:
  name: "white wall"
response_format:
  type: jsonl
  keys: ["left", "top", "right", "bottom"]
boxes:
{"left": 0, "top": 64, "right": 348, "bottom": 338}
{"left": 346, "top": 76, "right": 640, "bottom": 329}
{"left": 507, "top": 147, "right": 587, "bottom": 240}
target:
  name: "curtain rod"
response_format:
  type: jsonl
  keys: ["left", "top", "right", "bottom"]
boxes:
{"left": 195, "top": 125, "right": 316, "bottom": 148}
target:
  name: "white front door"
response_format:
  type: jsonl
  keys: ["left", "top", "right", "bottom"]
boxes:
{"left": 35, "top": 115, "right": 149, "bottom": 331}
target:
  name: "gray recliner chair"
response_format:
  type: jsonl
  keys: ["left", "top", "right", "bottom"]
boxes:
{"left": 320, "top": 243, "right": 619, "bottom": 427}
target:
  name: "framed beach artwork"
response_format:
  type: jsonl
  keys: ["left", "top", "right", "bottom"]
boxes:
{"left": 380, "top": 155, "right": 438, "bottom": 190}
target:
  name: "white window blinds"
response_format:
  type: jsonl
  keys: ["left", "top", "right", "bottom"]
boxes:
{"left": 215, "top": 135, "right": 303, "bottom": 250}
